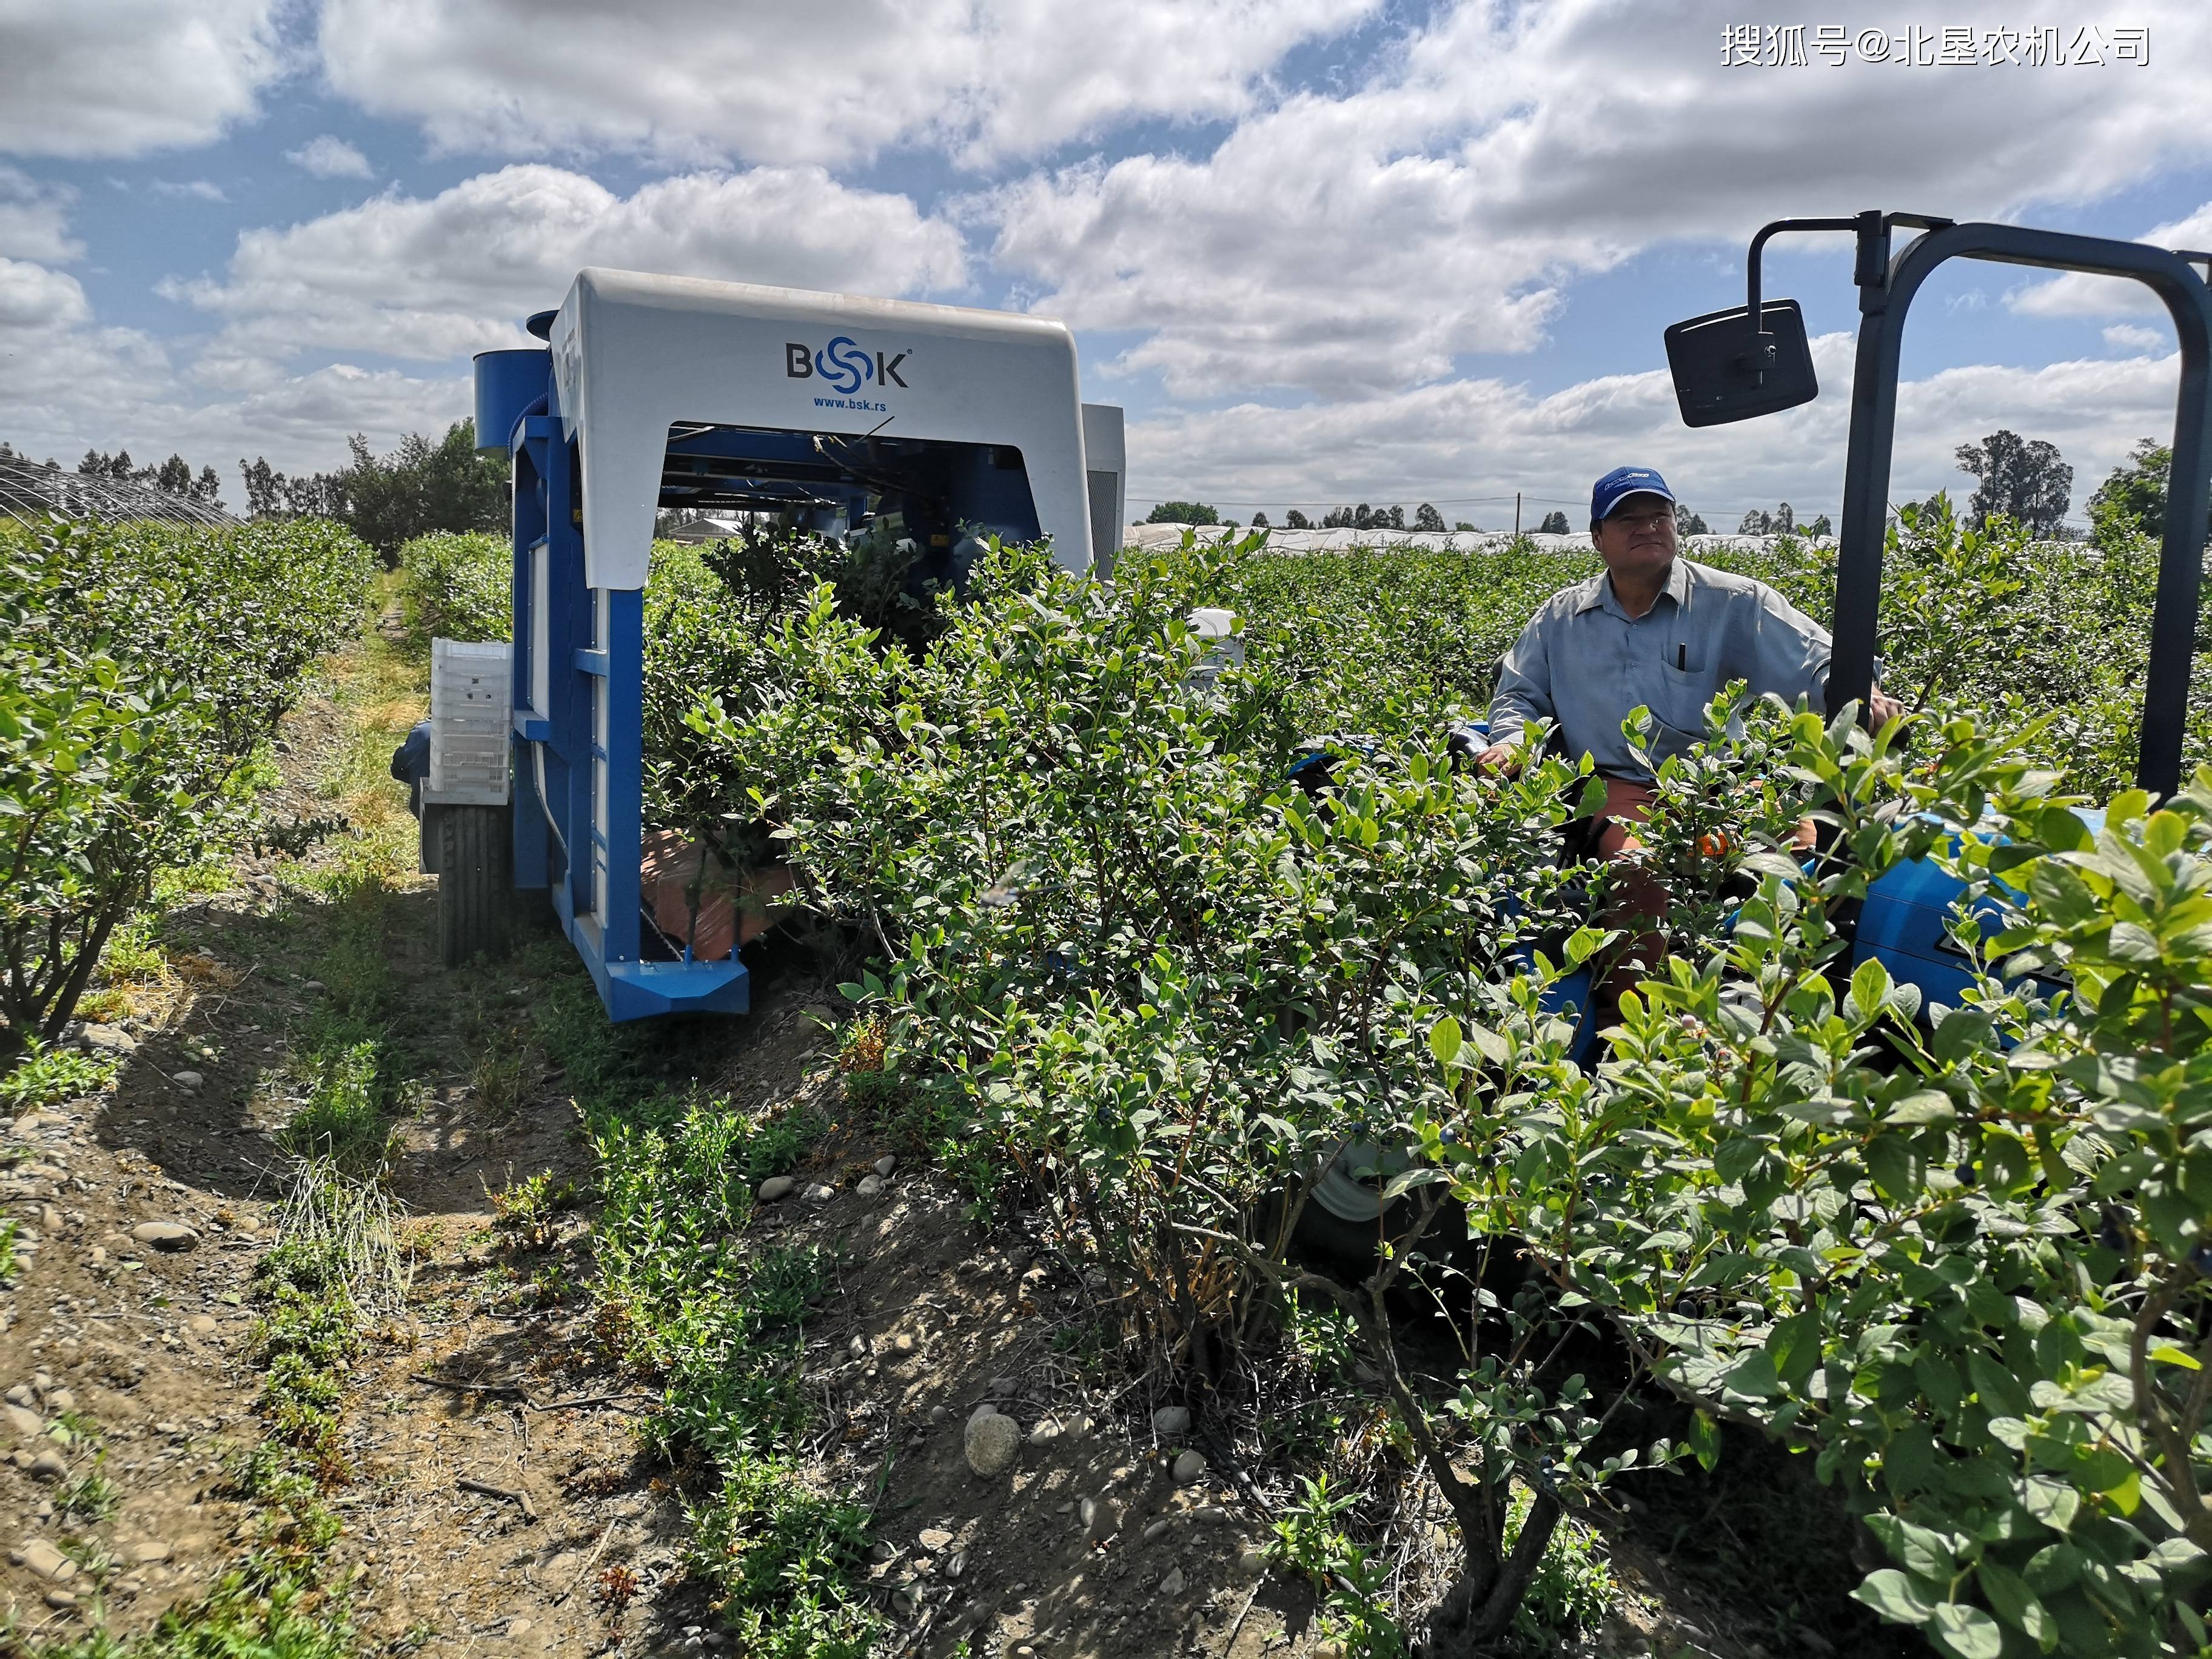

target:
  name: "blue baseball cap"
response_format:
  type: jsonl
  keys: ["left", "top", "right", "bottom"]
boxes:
{"left": 1590, "top": 466, "right": 1675, "bottom": 528}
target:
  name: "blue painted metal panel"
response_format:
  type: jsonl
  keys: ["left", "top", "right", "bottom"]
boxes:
{"left": 473, "top": 349, "right": 551, "bottom": 457}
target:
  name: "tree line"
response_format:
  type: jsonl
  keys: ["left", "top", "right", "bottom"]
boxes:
{"left": 1, "top": 421, "right": 508, "bottom": 559}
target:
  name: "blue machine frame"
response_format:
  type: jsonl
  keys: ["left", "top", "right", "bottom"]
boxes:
{"left": 474, "top": 346, "right": 752, "bottom": 1022}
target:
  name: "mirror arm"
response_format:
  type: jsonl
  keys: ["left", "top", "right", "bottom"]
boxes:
{"left": 1746, "top": 216, "right": 1865, "bottom": 330}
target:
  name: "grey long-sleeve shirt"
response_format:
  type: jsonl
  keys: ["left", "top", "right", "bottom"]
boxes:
{"left": 1486, "top": 557, "right": 1830, "bottom": 779}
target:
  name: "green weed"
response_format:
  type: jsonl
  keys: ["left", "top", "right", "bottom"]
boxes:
{"left": 0, "top": 1042, "right": 116, "bottom": 1111}
{"left": 684, "top": 1461, "right": 881, "bottom": 1659}
{"left": 276, "top": 1041, "right": 394, "bottom": 1177}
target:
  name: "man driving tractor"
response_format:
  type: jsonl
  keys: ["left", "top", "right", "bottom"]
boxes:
{"left": 1464, "top": 464, "right": 1902, "bottom": 996}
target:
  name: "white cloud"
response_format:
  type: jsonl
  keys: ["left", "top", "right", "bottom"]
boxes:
{"left": 167, "top": 163, "right": 971, "bottom": 378}
{"left": 0, "top": 0, "right": 284, "bottom": 160}
{"left": 2010, "top": 202, "right": 2212, "bottom": 320}
{"left": 0, "top": 259, "right": 468, "bottom": 480}
{"left": 0, "top": 167, "right": 79, "bottom": 264}
{"left": 152, "top": 179, "right": 228, "bottom": 203}
{"left": 286, "top": 135, "right": 374, "bottom": 180}
{"left": 2105, "top": 323, "right": 2170, "bottom": 353}
{"left": 1125, "top": 335, "right": 2181, "bottom": 525}
{"left": 0, "top": 257, "right": 91, "bottom": 329}
{"left": 981, "top": 0, "right": 2212, "bottom": 398}
{"left": 315, "top": 0, "right": 1374, "bottom": 169}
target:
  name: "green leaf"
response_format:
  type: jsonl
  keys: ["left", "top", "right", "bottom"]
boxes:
{"left": 1851, "top": 1569, "right": 1937, "bottom": 1626}
{"left": 1977, "top": 1560, "right": 2057, "bottom": 1651}
{"left": 1848, "top": 956, "right": 1895, "bottom": 1025}
{"left": 1427, "top": 1017, "right": 1462, "bottom": 1068}
{"left": 1928, "top": 1603, "right": 2004, "bottom": 1659}
{"left": 1686, "top": 1409, "right": 1720, "bottom": 1472}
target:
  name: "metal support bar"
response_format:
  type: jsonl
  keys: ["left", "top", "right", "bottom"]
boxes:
{"left": 1825, "top": 217, "right": 2212, "bottom": 800}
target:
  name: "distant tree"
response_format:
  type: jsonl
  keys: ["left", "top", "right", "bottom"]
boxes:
{"left": 2088, "top": 438, "right": 2174, "bottom": 538}
{"left": 192, "top": 464, "right": 224, "bottom": 506}
{"left": 1806, "top": 512, "right": 1832, "bottom": 535}
{"left": 1453, "top": 521, "right": 1474, "bottom": 532}
{"left": 76, "top": 449, "right": 102, "bottom": 476}
{"left": 1145, "top": 500, "right": 1219, "bottom": 526}
{"left": 1320, "top": 506, "right": 1353, "bottom": 528}
{"left": 1249, "top": 511, "right": 1269, "bottom": 528}
{"left": 1773, "top": 501, "right": 1795, "bottom": 533}
{"left": 1537, "top": 510, "right": 1570, "bottom": 535}
{"left": 337, "top": 420, "right": 508, "bottom": 556}
{"left": 1739, "top": 508, "right": 1772, "bottom": 535}
{"left": 1413, "top": 502, "right": 1446, "bottom": 532}
{"left": 1674, "top": 503, "right": 1709, "bottom": 536}
{"left": 1284, "top": 508, "right": 1311, "bottom": 529}
{"left": 1956, "top": 429, "right": 2072, "bottom": 536}
{"left": 153, "top": 454, "right": 193, "bottom": 495}
{"left": 1386, "top": 504, "right": 1406, "bottom": 531}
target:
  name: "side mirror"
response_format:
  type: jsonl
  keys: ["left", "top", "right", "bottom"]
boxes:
{"left": 1664, "top": 300, "right": 1818, "bottom": 427}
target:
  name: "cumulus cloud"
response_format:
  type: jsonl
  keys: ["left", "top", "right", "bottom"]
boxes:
{"left": 287, "top": 135, "right": 374, "bottom": 180}
{"left": 0, "top": 0, "right": 284, "bottom": 160}
{"left": 166, "top": 163, "right": 970, "bottom": 378}
{"left": 0, "top": 259, "right": 469, "bottom": 479}
{"left": 152, "top": 179, "right": 228, "bottom": 203}
{"left": 980, "top": 0, "right": 2212, "bottom": 398}
{"left": 1125, "top": 336, "right": 2182, "bottom": 525}
{"left": 2105, "top": 323, "right": 2171, "bottom": 352}
{"left": 315, "top": 0, "right": 1374, "bottom": 168}
{"left": 0, "top": 167, "right": 79, "bottom": 264}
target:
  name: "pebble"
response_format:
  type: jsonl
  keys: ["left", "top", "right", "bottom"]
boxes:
{"left": 1077, "top": 1496, "right": 1098, "bottom": 1530}
{"left": 88, "top": 1247, "right": 104, "bottom": 1268}
{"left": 892, "top": 1333, "right": 914, "bottom": 1353}
{"left": 870, "top": 1539, "right": 898, "bottom": 1563}
{"left": 15, "top": 1537, "right": 75, "bottom": 1581}
{"left": 543, "top": 1552, "right": 580, "bottom": 1578}
{"left": 988, "top": 1375, "right": 1017, "bottom": 1396}
{"left": 79, "top": 1025, "right": 136, "bottom": 1056}
{"left": 508, "top": 1620, "right": 534, "bottom": 1638}
{"left": 28, "top": 1450, "right": 65, "bottom": 1482}
{"left": 874, "top": 1155, "right": 896, "bottom": 1176}
{"left": 3, "top": 1386, "right": 30, "bottom": 1409}
{"left": 917, "top": 1528, "right": 954, "bottom": 1552}
{"left": 801, "top": 1182, "right": 836, "bottom": 1203}
{"left": 944, "top": 1549, "right": 968, "bottom": 1580}
{"left": 1, "top": 1405, "right": 39, "bottom": 1439}
{"left": 1160, "top": 1566, "right": 1186, "bottom": 1596}
{"left": 130, "top": 1221, "right": 198, "bottom": 1251}
{"left": 44, "top": 1589, "right": 75, "bottom": 1611}
{"left": 1151, "top": 1405, "right": 1191, "bottom": 1438}
{"left": 188, "top": 1316, "right": 217, "bottom": 1336}
{"left": 127, "top": 1540, "right": 172, "bottom": 1565}
{"left": 1172, "top": 1450, "right": 1208, "bottom": 1485}
{"left": 856, "top": 1175, "right": 885, "bottom": 1199}
{"left": 756, "top": 1176, "right": 796, "bottom": 1202}
{"left": 891, "top": 1586, "right": 922, "bottom": 1617}
{"left": 929, "top": 1405, "right": 949, "bottom": 1425}
{"left": 1236, "top": 1546, "right": 1268, "bottom": 1576}
{"left": 847, "top": 1335, "right": 867, "bottom": 1359}
{"left": 170, "top": 1071, "right": 204, "bottom": 1091}
{"left": 302, "top": 979, "right": 324, "bottom": 991}
{"left": 964, "top": 1411, "right": 1021, "bottom": 1477}
{"left": 1144, "top": 1519, "right": 1173, "bottom": 1543}
{"left": 45, "top": 1388, "right": 73, "bottom": 1414}
{"left": 967, "top": 1403, "right": 999, "bottom": 1426}
{"left": 31, "top": 1372, "right": 49, "bottom": 1393}
{"left": 1028, "top": 1417, "right": 1065, "bottom": 1447}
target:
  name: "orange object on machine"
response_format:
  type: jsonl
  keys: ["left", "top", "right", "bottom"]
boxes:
{"left": 641, "top": 831, "right": 797, "bottom": 960}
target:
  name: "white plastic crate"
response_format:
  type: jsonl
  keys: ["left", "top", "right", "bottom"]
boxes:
{"left": 427, "top": 638, "right": 512, "bottom": 806}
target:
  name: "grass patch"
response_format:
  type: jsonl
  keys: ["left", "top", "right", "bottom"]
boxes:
{"left": 0, "top": 1043, "right": 116, "bottom": 1113}
{"left": 276, "top": 1042, "right": 397, "bottom": 1177}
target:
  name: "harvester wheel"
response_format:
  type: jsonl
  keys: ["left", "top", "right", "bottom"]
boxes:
{"left": 435, "top": 804, "right": 513, "bottom": 967}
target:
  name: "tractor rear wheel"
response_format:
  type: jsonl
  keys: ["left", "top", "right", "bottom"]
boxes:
{"left": 435, "top": 804, "right": 514, "bottom": 967}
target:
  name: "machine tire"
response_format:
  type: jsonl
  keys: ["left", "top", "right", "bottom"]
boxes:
{"left": 436, "top": 805, "right": 514, "bottom": 967}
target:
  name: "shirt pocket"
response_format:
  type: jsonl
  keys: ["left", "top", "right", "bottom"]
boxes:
{"left": 1655, "top": 632, "right": 1714, "bottom": 736}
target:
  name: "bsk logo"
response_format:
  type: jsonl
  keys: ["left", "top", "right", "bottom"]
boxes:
{"left": 785, "top": 335, "right": 909, "bottom": 395}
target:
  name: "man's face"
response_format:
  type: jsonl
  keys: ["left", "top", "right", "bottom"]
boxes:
{"left": 1591, "top": 492, "right": 1678, "bottom": 582}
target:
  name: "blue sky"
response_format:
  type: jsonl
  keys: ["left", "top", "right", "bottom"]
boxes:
{"left": 4, "top": 0, "right": 2209, "bottom": 530}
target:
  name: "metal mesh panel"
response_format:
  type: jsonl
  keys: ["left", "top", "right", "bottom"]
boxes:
{"left": 0, "top": 455, "right": 240, "bottom": 529}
